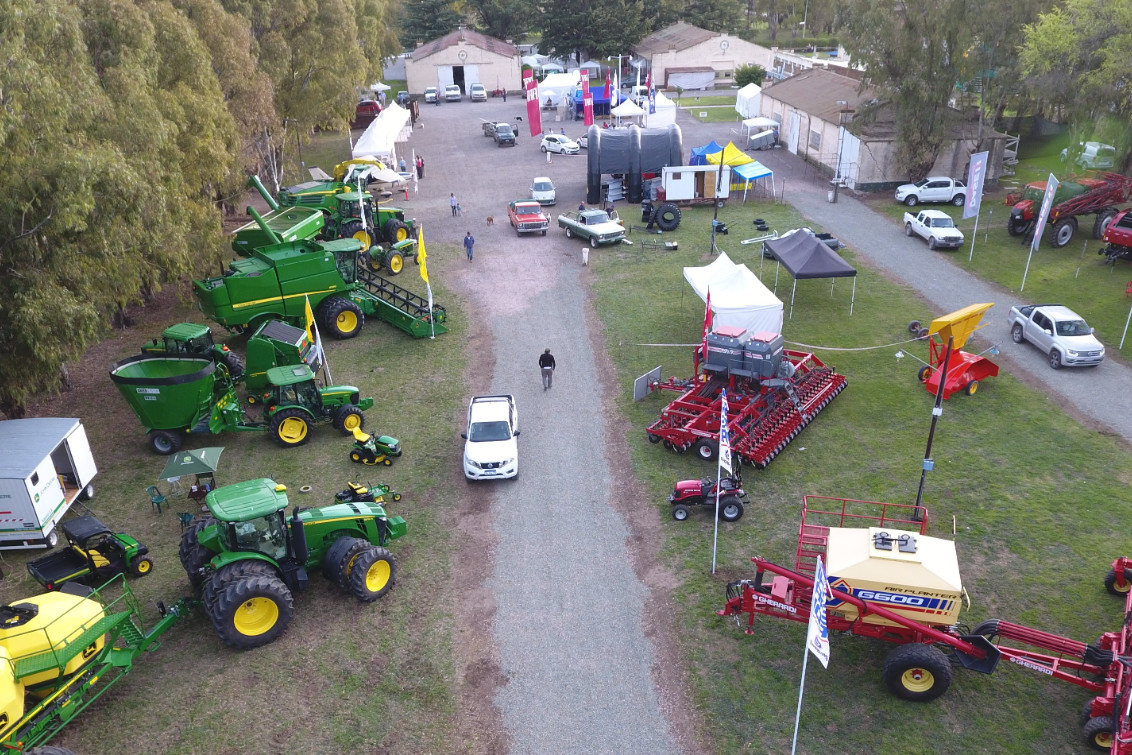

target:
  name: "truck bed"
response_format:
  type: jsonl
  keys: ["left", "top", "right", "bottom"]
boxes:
{"left": 27, "top": 547, "right": 89, "bottom": 587}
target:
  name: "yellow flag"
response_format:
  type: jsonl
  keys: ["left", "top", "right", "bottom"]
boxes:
{"left": 303, "top": 294, "right": 315, "bottom": 343}
{"left": 417, "top": 226, "right": 429, "bottom": 284}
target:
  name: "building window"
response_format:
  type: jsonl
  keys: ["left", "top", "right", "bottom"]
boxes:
{"left": 809, "top": 130, "right": 821, "bottom": 149}
{"left": 715, "top": 70, "right": 732, "bottom": 79}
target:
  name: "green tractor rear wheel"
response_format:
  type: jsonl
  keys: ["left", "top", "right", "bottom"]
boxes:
{"left": 385, "top": 219, "right": 408, "bottom": 243}
{"left": 324, "top": 536, "right": 369, "bottom": 591}
{"left": 318, "top": 296, "right": 364, "bottom": 340}
{"left": 212, "top": 574, "right": 294, "bottom": 650}
{"left": 348, "top": 546, "right": 397, "bottom": 602}
{"left": 271, "top": 408, "right": 311, "bottom": 447}
{"left": 386, "top": 252, "right": 404, "bottom": 275}
{"left": 340, "top": 219, "right": 373, "bottom": 250}
{"left": 179, "top": 516, "right": 217, "bottom": 589}
{"left": 334, "top": 405, "right": 365, "bottom": 434}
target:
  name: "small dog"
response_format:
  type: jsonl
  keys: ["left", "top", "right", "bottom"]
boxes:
{"left": 486, "top": 215, "right": 494, "bottom": 226}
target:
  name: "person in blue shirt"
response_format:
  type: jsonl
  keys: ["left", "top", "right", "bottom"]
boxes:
{"left": 463, "top": 232, "right": 475, "bottom": 261}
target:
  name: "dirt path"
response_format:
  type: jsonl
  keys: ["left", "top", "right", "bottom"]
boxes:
{"left": 409, "top": 100, "right": 701, "bottom": 752}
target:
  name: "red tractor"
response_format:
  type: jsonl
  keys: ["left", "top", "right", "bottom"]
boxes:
{"left": 667, "top": 472, "right": 749, "bottom": 521}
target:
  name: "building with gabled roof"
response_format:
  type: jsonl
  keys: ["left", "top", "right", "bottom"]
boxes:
{"left": 405, "top": 28, "right": 521, "bottom": 98}
{"left": 632, "top": 22, "right": 772, "bottom": 90}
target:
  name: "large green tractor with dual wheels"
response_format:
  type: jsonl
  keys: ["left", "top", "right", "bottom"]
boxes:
{"left": 178, "top": 478, "right": 406, "bottom": 649}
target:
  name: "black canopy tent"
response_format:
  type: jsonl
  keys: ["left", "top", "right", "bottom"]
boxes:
{"left": 762, "top": 231, "right": 857, "bottom": 318}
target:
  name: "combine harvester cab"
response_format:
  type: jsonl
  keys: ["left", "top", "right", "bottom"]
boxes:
{"left": 645, "top": 327, "right": 847, "bottom": 468}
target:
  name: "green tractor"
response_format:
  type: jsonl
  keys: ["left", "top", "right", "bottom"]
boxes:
{"left": 258, "top": 364, "right": 372, "bottom": 447}
{"left": 178, "top": 478, "right": 406, "bottom": 649}
{"left": 251, "top": 175, "right": 417, "bottom": 246}
{"left": 140, "top": 323, "right": 245, "bottom": 379}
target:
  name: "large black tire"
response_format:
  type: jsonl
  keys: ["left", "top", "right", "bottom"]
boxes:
{"left": 270, "top": 408, "right": 312, "bottom": 447}
{"left": 1104, "top": 568, "right": 1132, "bottom": 596}
{"left": 1011, "top": 324, "right": 1025, "bottom": 344}
{"left": 324, "top": 536, "right": 370, "bottom": 591}
{"left": 202, "top": 559, "right": 276, "bottom": 617}
{"left": 347, "top": 546, "right": 397, "bottom": 602}
{"left": 333, "top": 404, "right": 365, "bottom": 434}
{"left": 1050, "top": 217, "right": 1077, "bottom": 248}
{"left": 148, "top": 429, "right": 183, "bottom": 455}
{"left": 1007, "top": 216, "right": 1030, "bottom": 237}
{"left": 654, "top": 202, "right": 681, "bottom": 232}
{"left": 719, "top": 496, "right": 744, "bottom": 522}
{"left": 1083, "top": 715, "right": 1115, "bottom": 751}
{"left": 672, "top": 504, "right": 690, "bottom": 521}
{"left": 693, "top": 438, "right": 718, "bottom": 461}
{"left": 179, "top": 516, "right": 217, "bottom": 589}
{"left": 338, "top": 219, "right": 374, "bottom": 250}
{"left": 1094, "top": 209, "right": 1117, "bottom": 239}
{"left": 318, "top": 296, "right": 364, "bottom": 339}
{"left": 882, "top": 644, "right": 952, "bottom": 702}
{"left": 211, "top": 574, "right": 294, "bottom": 650}
{"left": 128, "top": 555, "right": 154, "bottom": 577}
{"left": 385, "top": 219, "right": 409, "bottom": 243}
{"left": 221, "top": 351, "right": 245, "bottom": 379}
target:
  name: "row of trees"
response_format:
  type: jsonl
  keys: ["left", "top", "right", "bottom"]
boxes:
{"left": 0, "top": 0, "right": 401, "bottom": 417}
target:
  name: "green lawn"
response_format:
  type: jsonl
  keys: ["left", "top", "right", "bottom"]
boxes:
{"left": 590, "top": 198, "right": 1132, "bottom": 752}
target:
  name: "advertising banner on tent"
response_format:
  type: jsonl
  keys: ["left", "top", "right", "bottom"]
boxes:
{"left": 582, "top": 78, "right": 594, "bottom": 126}
{"left": 525, "top": 77, "right": 542, "bottom": 136}
{"left": 963, "top": 151, "right": 988, "bottom": 220}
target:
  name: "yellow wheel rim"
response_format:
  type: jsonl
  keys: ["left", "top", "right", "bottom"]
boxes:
{"left": 233, "top": 597, "right": 279, "bottom": 636}
{"left": 278, "top": 416, "right": 308, "bottom": 443}
{"left": 365, "top": 559, "right": 391, "bottom": 592}
{"left": 389, "top": 254, "right": 403, "bottom": 273}
{"left": 967, "top": 381, "right": 978, "bottom": 395}
{"left": 137, "top": 560, "right": 151, "bottom": 574}
{"left": 394, "top": 226, "right": 409, "bottom": 242}
{"left": 336, "top": 310, "right": 358, "bottom": 333}
{"left": 352, "top": 230, "right": 373, "bottom": 249}
{"left": 900, "top": 667, "right": 935, "bottom": 694}
{"left": 1114, "top": 579, "right": 1131, "bottom": 594}
{"left": 343, "top": 412, "right": 362, "bottom": 431}
{"left": 1094, "top": 731, "right": 1114, "bottom": 748}
{"left": 351, "top": 452, "right": 361, "bottom": 461}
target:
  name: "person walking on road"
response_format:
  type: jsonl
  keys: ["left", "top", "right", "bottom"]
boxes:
{"left": 416, "top": 155, "right": 424, "bottom": 179}
{"left": 539, "top": 348, "right": 556, "bottom": 390}
{"left": 399, "top": 156, "right": 406, "bottom": 173}
{"left": 463, "top": 231, "right": 475, "bottom": 261}
{"left": 451, "top": 194, "right": 459, "bottom": 216}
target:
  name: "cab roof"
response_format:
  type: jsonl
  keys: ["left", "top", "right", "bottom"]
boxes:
{"left": 267, "top": 364, "right": 316, "bottom": 386}
{"left": 162, "top": 323, "right": 212, "bottom": 340}
{"left": 205, "top": 478, "right": 289, "bottom": 521}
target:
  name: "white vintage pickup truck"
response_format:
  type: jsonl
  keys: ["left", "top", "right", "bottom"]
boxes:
{"left": 903, "top": 209, "right": 964, "bottom": 250}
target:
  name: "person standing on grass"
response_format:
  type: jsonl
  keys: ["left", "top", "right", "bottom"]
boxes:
{"left": 539, "top": 348, "right": 556, "bottom": 390}
{"left": 464, "top": 231, "right": 475, "bottom": 261}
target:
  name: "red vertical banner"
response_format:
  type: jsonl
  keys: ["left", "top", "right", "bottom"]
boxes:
{"left": 603, "top": 71, "right": 611, "bottom": 100}
{"left": 581, "top": 79, "right": 593, "bottom": 126}
{"left": 524, "top": 77, "right": 542, "bottom": 137}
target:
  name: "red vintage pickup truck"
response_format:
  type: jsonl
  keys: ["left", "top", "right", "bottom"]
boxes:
{"left": 1101, "top": 209, "right": 1132, "bottom": 262}
{"left": 507, "top": 200, "right": 549, "bottom": 236}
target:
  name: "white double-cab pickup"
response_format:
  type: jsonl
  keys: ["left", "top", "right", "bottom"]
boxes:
{"left": 557, "top": 210, "right": 625, "bottom": 246}
{"left": 1008, "top": 304, "right": 1105, "bottom": 369}
{"left": 0, "top": 418, "right": 98, "bottom": 548}
{"left": 903, "top": 210, "right": 964, "bottom": 250}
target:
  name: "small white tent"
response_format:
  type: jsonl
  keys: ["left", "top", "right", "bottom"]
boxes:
{"left": 643, "top": 91, "right": 677, "bottom": 128}
{"left": 537, "top": 72, "right": 581, "bottom": 106}
{"left": 735, "top": 83, "right": 762, "bottom": 118}
{"left": 611, "top": 98, "right": 645, "bottom": 124}
{"left": 742, "top": 116, "right": 778, "bottom": 142}
{"left": 683, "top": 252, "right": 784, "bottom": 335}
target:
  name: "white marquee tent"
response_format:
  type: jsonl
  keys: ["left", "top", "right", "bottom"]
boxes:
{"left": 351, "top": 102, "right": 412, "bottom": 163}
{"left": 683, "top": 252, "right": 784, "bottom": 335}
{"left": 536, "top": 72, "right": 581, "bottom": 106}
{"left": 643, "top": 91, "right": 677, "bottom": 128}
{"left": 735, "top": 83, "right": 762, "bottom": 118}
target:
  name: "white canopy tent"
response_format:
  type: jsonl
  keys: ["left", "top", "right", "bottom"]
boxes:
{"left": 351, "top": 102, "right": 412, "bottom": 163}
{"left": 611, "top": 98, "right": 645, "bottom": 124}
{"left": 683, "top": 252, "right": 784, "bottom": 335}
{"left": 370, "top": 81, "right": 391, "bottom": 92}
{"left": 642, "top": 91, "right": 677, "bottom": 128}
{"left": 742, "top": 117, "right": 778, "bottom": 141}
{"left": 537, "top": 72, "right": 581, "bottom": 106}
{"left": 735, "top": 83, "right": 762, "bottom": 118}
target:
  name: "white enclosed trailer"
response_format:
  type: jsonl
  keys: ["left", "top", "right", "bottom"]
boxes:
{"left": 0, "top": 418, "right": 98, "bottom": 549}
{"left": 659, "top": 165, "right": 732, "bottom": 205}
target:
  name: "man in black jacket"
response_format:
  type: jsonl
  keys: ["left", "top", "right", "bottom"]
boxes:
{"left": 538, "top": 348, "right": 556, "bottom": 390}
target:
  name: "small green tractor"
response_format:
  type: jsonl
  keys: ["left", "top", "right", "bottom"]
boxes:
{"left": 178, "top": 478, "right": 406, "bottom": 649}
{"left": 140, "top": 323, "right": 244, "bottom": 378}
{"left": 257, "top": 364, "right": 373, "bottom": 447}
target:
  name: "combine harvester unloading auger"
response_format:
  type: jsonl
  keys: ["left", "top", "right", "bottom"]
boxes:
{"left": 642, "top": 326, "right": 847, "bottom": 468}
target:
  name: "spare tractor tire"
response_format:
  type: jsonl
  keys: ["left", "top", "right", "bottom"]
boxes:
{"left": 654, "top": 203, "right": 681, "bottom": 232}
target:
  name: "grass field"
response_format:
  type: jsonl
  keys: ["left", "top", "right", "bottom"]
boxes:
{"left": 588, "top": 198, "right": 1132, "bottom": 752}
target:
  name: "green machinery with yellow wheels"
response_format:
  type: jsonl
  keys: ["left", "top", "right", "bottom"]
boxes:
{"left": 179, "top": 478, "right": 406, "bottom": 650}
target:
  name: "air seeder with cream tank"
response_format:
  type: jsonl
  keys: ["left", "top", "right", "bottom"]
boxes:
{"left": 718, "top": 496, "right": 1132, "bottom": 750}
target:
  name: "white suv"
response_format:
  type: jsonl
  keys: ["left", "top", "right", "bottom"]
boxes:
{"left": 531, "top": 177, "right": 556, "bottom": 205}
{"left": 461, "top": 395, "right": 520, "bottom": 480}
{"left": 469, "top": 83, "right": 487, "bottom": 102}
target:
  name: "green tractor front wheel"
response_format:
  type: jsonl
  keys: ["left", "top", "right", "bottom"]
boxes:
{"left": 271, "top": 408, "right": 312, "bottom": 447}
{"left": 324, "top": 536, "right": 369, "bottom": 591}
{"left": 212, "top": 573, "right": 294, "bottom": 650}
{"left": 386, "top": 252, "right": 404, "bottom": 275}
{"left": 179, "top": 516, "right": 218, "bottom": 589}
{"left": 385, "top": 219, "right": 408, "bottom": 243}
{"left": 348, "top": 546, "right": 397, "bottom": 602}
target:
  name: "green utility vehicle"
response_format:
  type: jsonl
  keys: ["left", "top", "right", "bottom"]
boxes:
{"left": 110, "top": 355, "right": 373, "bottom": 453}
{"left": 251, "top": 175, "right": 416, "bottom": 244}
{"left": 179, "top": 478, "right": 406, "bottom": 649}
{"left": 192, "top": 236, "right": 447, "bottom": 339}
{"left": 140, "top": 322, "right": 245, "bottom": 378}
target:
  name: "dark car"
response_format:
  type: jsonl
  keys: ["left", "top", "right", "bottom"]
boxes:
{"left": 396, "top": 90, "right": 410, "bottom": 106}
{"left": 352, "top": 100, "right": 382, "bottom": 128}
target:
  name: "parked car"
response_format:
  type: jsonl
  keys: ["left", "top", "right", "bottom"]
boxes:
{"left": 1060, "top": 141, "right": 1117, "bottom": 170}
{"left": 444, "top": 85, "right": 462, "bottom": 102}
{"left": 530, "top": 176, "right": 556, "bottom": 205}
{"left": 424, "top": 87, "right": 439, "bottom": 104}
{"left": 894, "top": 177, "right": 967, "bottom": 207}
{"left": 352, "top": 100, "right": 381, "bottom": 128}
{"left": 540, "top": 134, "right": 580, "bottom": 155}
{"left": 903, "top": 209, "right": 964, "bottom": 250}
{"left": 469, "top": 83, "right": 487, "bottom": 102}
{"left": 1008, "top": 304, "right": 1105, "bottom": 369}
{"left": 461, "top": 395, "right": 520, "bottom": 481}
{"left": 507, "top": 200, "right": 550, "bottom": 235}
{"left": 577, "top": 134, "right": 588, "bottom": 150}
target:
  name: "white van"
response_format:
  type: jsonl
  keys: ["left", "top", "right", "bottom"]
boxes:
{"left": 1061, "top": 141, "right": 1116, "bottom": 170}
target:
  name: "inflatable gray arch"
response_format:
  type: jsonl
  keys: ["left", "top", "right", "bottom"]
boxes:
{"left": 586, "top": 124, "right": 683, "bottom": 204}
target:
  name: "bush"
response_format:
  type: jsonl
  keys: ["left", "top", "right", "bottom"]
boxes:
{"left": 735, "top": 64, "right": 767, "bottom": 87}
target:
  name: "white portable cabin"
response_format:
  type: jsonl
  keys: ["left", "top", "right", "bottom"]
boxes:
{"left": 0, "top": 418, "right": 98, "bottom": 549}
{"left": 659, "top": 165, "right": 732, "bottom": 202}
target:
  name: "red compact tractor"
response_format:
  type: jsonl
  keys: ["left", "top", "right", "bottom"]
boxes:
{"left": 667, "top": 472, "right": 749, "bottom": 521}
{"left": 909, "top": 303, "right": 999, "bottom": 399}
{"left": 717, "top": 496, "right": 1132, "bottom": 751}
{"left": 645, "top": 327, "right": 847, "bottom": 469}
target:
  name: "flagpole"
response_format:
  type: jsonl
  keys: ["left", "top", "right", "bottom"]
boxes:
{"left": 791, "top": 651, "right": 811, "bottom": 754}
{"left": 711, "top": 458, "right": 721, "bottom": 574}
{"left": 711, "top": 387, "right": 730, "bottom": 574}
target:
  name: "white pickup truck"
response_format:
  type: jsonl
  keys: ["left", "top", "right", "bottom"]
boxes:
{"left": 1008, "top": 303, "right": 1105, "bottom": 369}
{"left": 895, "top": 176, "right": 968, "bottom": 206}
{"left": 903, "top": 210, "right": 964, "bottom": 250}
